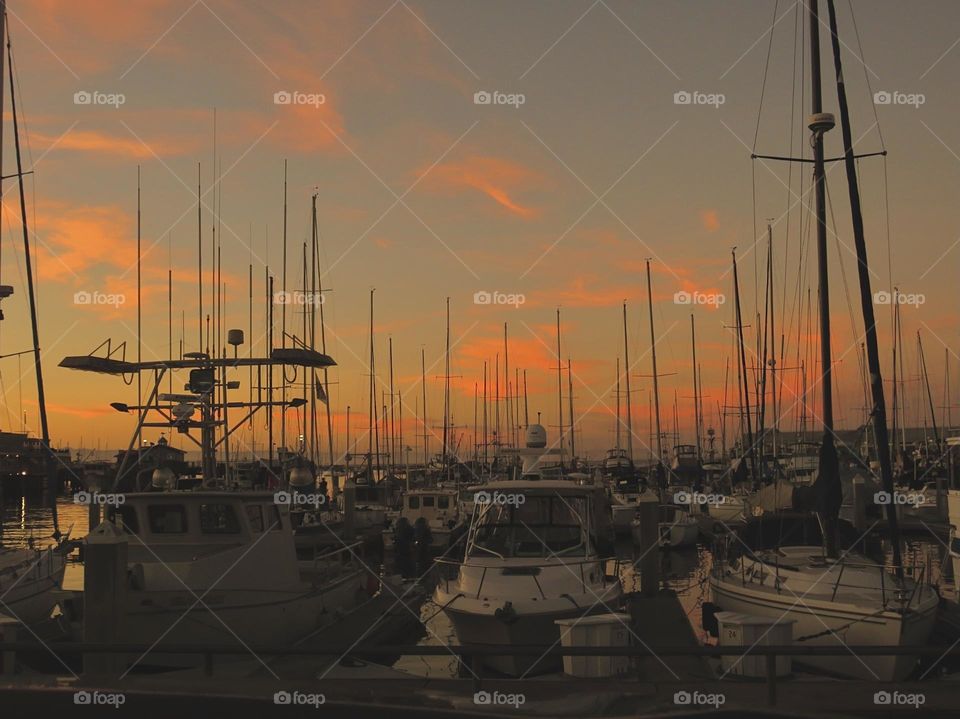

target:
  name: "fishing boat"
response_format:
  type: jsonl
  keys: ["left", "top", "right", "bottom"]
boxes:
{"left": 710, "top": 0, "right": 937, "bottom": 682}
{"left": 382, "top": 486, "right": 463, "bottom": 553}
{"left": 434, "top": 478, "right": 620, "bottom": 676}
{"left": 58, "top": 343, "right": 380, "bottom": 666}
{"left": 101, "top": 489, "right": 364, "bottom": 652}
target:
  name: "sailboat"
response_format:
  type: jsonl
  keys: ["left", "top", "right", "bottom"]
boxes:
{"left": 709, "top": 0, "right": 937, "bottom": 682}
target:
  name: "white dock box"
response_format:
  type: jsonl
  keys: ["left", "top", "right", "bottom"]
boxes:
{"left": 555, "top": 613, "right": 631, "bottom": 678}
{"left": 715, "top": 611, "right": 794, "bottom": 678}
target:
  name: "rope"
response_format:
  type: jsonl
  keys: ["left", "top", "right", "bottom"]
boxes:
{"left": 795, "top": 607, "right": 888, "bottom": 642}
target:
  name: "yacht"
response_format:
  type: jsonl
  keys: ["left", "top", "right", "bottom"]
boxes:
{"left": 435, "top": 479, "right": 620, "bottom": 676}
{"left": 710, "top": 545, "right": 938, "bottom": 680}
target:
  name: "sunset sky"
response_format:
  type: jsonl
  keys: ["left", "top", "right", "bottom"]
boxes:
{"left": 0, "top": 0, "right": 958, "bottom": 463}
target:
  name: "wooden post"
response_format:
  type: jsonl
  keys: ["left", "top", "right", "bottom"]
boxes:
{"left": 852, "top": 475, "right": 867, "bottom": 533}
{"left": 83, "top": 521, "right": 128, "bottom": 677}
{"left": 766, "top": 653, "right": 778, "bottom": 706}
{"left": 636, "top": 495, "right": 660, "bottom": 597}
{"left": 0, "top": 614, "right": 18, "bottom": 675}
{"left": 343, "top": 478, "right": 356, "bottom": 540}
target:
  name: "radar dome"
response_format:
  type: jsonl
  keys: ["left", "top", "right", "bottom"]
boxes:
{"left": 525, "top": 424, "right": 547, "bottom": 448}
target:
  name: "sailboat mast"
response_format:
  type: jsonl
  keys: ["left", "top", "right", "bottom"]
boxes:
{"left": 825, "top": 0, "right": 900, "bottom": 571}
{"left": 615, "top": 356, "right": 621, "bottom": 451}
{"left": 443, "top": 297, "right": 450, "bottom": 477}
{"left": 280, "top": 160, "right": 287, "bottom": 452}
{"left": 691, "top": 314, "right": 700, "bottom": 459}
{"left": 421, "top": 347, "right": 428, "bottom": 465}
{"left": 622, "top": 302, "right": 633, "bottom": 460}
{"left": 556, "top": 309, "right": 564, "bottom": 461}
{"left": 645, "top": 261, "right": 664, "bottom": 478}
{"left": 567, "top": 357, "right": 575, "bottom": 461}
{"left": 732, "top": 249, "right": 758, "bottom": 481}
{"left": 917, "top": 332, "right": 940, "bottom": 448}
{"left": 7, "top": 28, "right": 57, "bottom": 532}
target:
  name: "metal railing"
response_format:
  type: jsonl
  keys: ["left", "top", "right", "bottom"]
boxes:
{"left": 2, "top": 639, "right": 958, "bottom": 707}
{"left": 433, "top": 556, "right": 621, "bottom": 599}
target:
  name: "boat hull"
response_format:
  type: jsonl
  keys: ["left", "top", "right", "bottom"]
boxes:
{"left": 117, "top": 570, "right": 363, "bottom": 666}
{"left": 442, "top": 589, "right": 621, "bottom": 676}
{"left": 710, "top": 576, "right": 937, "bottom": 681}
{"left": 1, "top": 549, "right": 66, "bottom": 625}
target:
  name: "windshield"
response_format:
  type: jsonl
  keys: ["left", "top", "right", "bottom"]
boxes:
{"left": 468, "top": 495, "right": 588, "bottom": 558}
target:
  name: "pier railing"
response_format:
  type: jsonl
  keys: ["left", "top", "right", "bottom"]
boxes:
{"left": 2, "top": 638, "right": 957, "bottom": 707}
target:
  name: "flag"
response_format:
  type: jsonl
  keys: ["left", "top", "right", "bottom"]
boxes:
{"left": 315, "top": 377, "right": 328, "bottom": 404}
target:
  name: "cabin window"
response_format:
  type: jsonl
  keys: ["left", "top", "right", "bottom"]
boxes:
{"left": 438, "top": 496, "right": 450, "bottom": 509}
{"left": 470, "top": 496, "right": 588, "bottom": 558}
{"left": 423, "top": 496, "right": 435, "bottom": 508}
{"left": 148, "top": 505, "right": 188, "bottom": 534}
{"left": 408, "top": 496, "right": 420, "bottom": 509}
{"left": 245, "top": 505, "right": 264, "bottom": 533}
{"left": 200, "top": 503, "right": 241, "bottom": 534}
{"left": 113, "top": 505, "right": 139, "bottom": 535}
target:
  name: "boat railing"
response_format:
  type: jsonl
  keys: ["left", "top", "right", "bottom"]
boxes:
{"left": 433, "top": 555, "right": 621, "bottom": 599}
{"left": 736, "top": 550, "right": 935, "bottom": 608}
{"left": 305, "top": 540, "right": 365, "bottom": 579}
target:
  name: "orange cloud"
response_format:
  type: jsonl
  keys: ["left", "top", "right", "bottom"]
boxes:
{"left": 421, "top": 155, "right": 543, "bottom": 218}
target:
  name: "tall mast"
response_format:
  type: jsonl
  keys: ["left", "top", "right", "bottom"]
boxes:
{"left": 421, "top": 347, "right": 428, "bottom": 464}
{"left": 556, "top": 309, "right": 564, "bottom": 461}
{"left": 280, "top": 160, "right": 288, "bottom": 452}
{"left": 443, "top": 297, "right": 450, "bottom": 476}
{"left": 691, "top": 314, "right": 700, "bottom": 459}
{"left": 8, "top": 25, "right": 58, "bottom": 533}
{"left": 622, "top": 301, "right": 634, "bottom": 460}
{"left": 891, "top": 291, "right": 899, "bottom": 467}
{"left": 645, "top": 261, "right": 663, "bottom": 476}
{"left": 368, "top": 289, "right": 376, "bottom": 479}
{"left": 917, "top": 331, "right": 940, "bottom": 448}
{"left": 313, "top": 196, "right": 336, "bottom": 491}
{"left": 523, "top": 369, "right": 529, "bottom": 427}
{"left": 809, "top": 0, "right": 841, "bottom": 561}
{"left": 732, "top": 249, "right": 758, "bottom": 481}
{"left": 615, "top": 357, "right": 621, "bottom": 450}
{"left": 503, "top": 323, "right": 511, "bottom": 449}
{"left": 482, "top": 360, "right": 488, "bottom": 465}
{"left": 136, "top": 167, "right": 142, "bottom": 453}
{"left": 389, "top": 336, "right": 396, "bottom": 470}
{"left": 567, "top": 357, "right": 575, "bottom": 461}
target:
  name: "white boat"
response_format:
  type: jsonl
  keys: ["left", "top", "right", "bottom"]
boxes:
{"left": 92, "top": 489, "right": 366, "bottom": 663}
{"left": 0, "top": 544, "right": 66, "bottom": 624}
{"left": 435, "top": 479, "right": 621, "bottom": 676}
{"left": 609, "top": 476, "right": 649, "bottom": 535}
{"left": 631, "top": 503, "right": 699, "bottom": 549}
{"left": 383, "top": 487, "right": 463, "bottom": 553}
{"left": 784, "top": 442, "right": 819, "bottom": 483}
{"left": 710, "top": 546, "right": 938, "bottom": 680}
